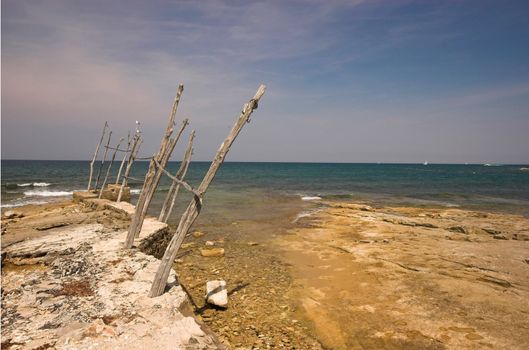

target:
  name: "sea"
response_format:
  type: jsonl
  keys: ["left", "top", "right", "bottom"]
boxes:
{"left": 2, "top": 161, "right": 529, "bottom": 229}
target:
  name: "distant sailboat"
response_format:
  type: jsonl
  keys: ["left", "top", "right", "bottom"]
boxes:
{"left": 423, "top": 161, "right": 428, "bottom": 166}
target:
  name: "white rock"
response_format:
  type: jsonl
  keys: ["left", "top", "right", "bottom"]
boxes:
{"left": 205, "top": 241, "right": 215, "bottom": 246}
{"left": 205, "top": 280, "right": 228, "bottom": 308}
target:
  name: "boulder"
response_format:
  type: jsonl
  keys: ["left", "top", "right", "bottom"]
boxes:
{"left": 205, "top": 280, "right": 228, "bottom": 308}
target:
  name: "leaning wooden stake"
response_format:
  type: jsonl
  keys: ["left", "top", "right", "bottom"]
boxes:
{"left": 159, "top": 130, "right": 195, "bottom": 222}
{"left": 99, "top": 137, "right": 124, "bottom": 199}
{"left": 115, "top": 131, "right": 131, "bottom": 185}
{"left": 149, "top": 84, "right": 266, "bottom": 297}
{"left": 94, "top": 131, "right": 112, "bottom": 191}
{"left": 87, "top": 121, "right": 108, "bottom": 191}
{"left": 131, "top": 119, "right": 188, "bottom": 240}
{"left": 117, "top": 135, "right": 142, "bottom": 202}
{"left": 125, "top": 85, "right": 184, "bottom": 248}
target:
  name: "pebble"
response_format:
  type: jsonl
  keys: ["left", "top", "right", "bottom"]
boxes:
{"left": 193, "top": 231, "right": 205, "bottom": 238}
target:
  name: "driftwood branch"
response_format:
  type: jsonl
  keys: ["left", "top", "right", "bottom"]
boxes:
{"left": 115, "top": 131, "right": 131, "bottom": 185}
{"left": 125, "top": 85, "right": 185, "bottom": 248}
{"left": 149, "top": 84, "right": 266, "bottom": 297}
{"left": 87, "top": 121, "right": 108, "bottom": 191}
{"left": 99, "top": 137, "right": 124, "bottom": 199}
{"left": 94, "top": 131, "right": 112, "bottom": 191}
{"left": 159, "top": 131, "right": 195, "bottom": 222}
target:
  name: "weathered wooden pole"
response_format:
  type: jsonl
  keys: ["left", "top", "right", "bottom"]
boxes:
{"left": 125, "top": 85, "right": 184, "bottom": 248}
{"left": 117, "top": 135, "right": 142, "bottom": 202}
{"left": 99, "top": 137, "right": 124, "bottom": 199}
{"left": 94, "top": 131, "right": 112, "bottom": 191}
{"left": 129, "top": 119, "right": 188, "bottom": 242}
{"left": 159, "top": 130, "right": 195, "bottom": 223}
{"left": 115, "top": 131, "right": 131, "bottom": 185}
{"left": 87, "top": 121, "right": 108, "bottom": 191}
{"left": 149, "top": 84, "right": 266, "bottom": 297}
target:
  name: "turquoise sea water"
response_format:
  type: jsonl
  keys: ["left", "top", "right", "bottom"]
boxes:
{"left": 2, "top": 161, "right": 529, "bottom": 221}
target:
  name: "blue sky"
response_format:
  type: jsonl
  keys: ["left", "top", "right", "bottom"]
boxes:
{"left": 2, "top": 0, "right": 529, "bottom": 163}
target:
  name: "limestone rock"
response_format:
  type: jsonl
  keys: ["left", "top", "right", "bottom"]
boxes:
{"left": 2, "top": 210, "right": 23, "bottom": 219}
{"left": 72, "top": 191, "right": 98, "bottom": 202}
{"left": 100, "top": 184, "right": 130, "bottom": 202}
{"left": 201, "top": 248, "right": 225, "bottom": 257}
{"left": 493, "top": 234, "right": 508, "bottom": 240}
{"left": 512, "top": 233, "right": 529, "bottom": 241}
{"left": 205, "top": 241, "right": 215, "bottom": 246}
{"left": 206, "top": 280, "right": 228, "bottom": 308}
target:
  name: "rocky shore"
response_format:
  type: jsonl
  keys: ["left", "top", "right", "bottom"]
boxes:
{"left": 1, "top": 199, "right": 223, "bottom": 350}
{"left": 2, "top": 198, "right": 529, "bottom": 349}
{"left": 274, "top": 201, "right": 529, "bottom": 349}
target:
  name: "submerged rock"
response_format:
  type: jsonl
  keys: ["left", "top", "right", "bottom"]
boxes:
{"left": 201, "top": 248, "right": 225, "bottom": 257}
{"left": 193, "top": 231, "right": 205, "bottom": 238}
{"left": 206, "top": 280, "right": 228, "bottom": 308}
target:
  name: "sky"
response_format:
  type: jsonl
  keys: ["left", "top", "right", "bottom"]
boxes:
{"left": 2, "top": 0, "right": 529, "bottom": 163}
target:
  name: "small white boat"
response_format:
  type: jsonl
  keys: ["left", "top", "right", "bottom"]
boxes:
{"left": 423, "top": 161, "right": 428, "bottom": 166}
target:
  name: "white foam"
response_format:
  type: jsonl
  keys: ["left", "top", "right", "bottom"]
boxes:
{"left": 292, "top": 208, "right": 323, "bottom": 223}
{"left": 1, "top": 200, "right": 48, "bottom": 208}
{"left": 24, "top": 190, "right": 73, "bottom": 197}
{"left": 130, "top": 189, "right": 141, "bottom": 194}
{"left": 301, "top": 196, "right": 322, "bottom": 201}
{"left": 17, "top": 182, "right": 51, "bottom": 187}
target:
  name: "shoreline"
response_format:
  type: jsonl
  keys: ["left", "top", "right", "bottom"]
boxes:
{"left": 2, "top": 198, "right": 529, "bottom": 349}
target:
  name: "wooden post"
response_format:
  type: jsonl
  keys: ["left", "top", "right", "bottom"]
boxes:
{"left": 130, "top": 119, "right": 188, "bottom": 241}
{"left": 94, "top": 131, "right": 112, "bottom": 191}
{"left": 99, "top": 137, "right": 124, "bottom": 199}
{"left": 115, "top": 131, "right": 131, "bottom": 185}
{"left": 87, "top": 121, "right": 108, "bottom": 191}
{"left": 125, "top": 85, "right": 184, "bottom": 248}
{"left": 117, "top": 135, "right": 142, "bottom": 202}
{"left": 159, "top": 130, "right": 195, "bottom": 223}
{"left": 149, "top": 84, "right": 266, "bottom": 297}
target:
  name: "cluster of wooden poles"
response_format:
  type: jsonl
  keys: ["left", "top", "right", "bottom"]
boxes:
{"left": 87, "top": 84, "right": 266, "bottom": 297}
{"left": 87, "top": 121, "right": 143, "bottom": 203}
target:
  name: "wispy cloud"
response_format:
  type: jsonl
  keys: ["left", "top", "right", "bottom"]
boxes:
{"left": 2, "top": 0, "right": 529, "bottom": 163}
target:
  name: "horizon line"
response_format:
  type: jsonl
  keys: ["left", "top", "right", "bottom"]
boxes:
{"left": 1, "top": 159, "right": 528, "bottom": 166}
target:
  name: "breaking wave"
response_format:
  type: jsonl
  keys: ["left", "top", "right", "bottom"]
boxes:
{"left": 17, "top": 182, "right": 51, "bottom": 187}
{"left": 301, "top": 196, "right": 322, "bottom": 201}
{"left": 24, "top": 190, "right": 73, "bottom": 197}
